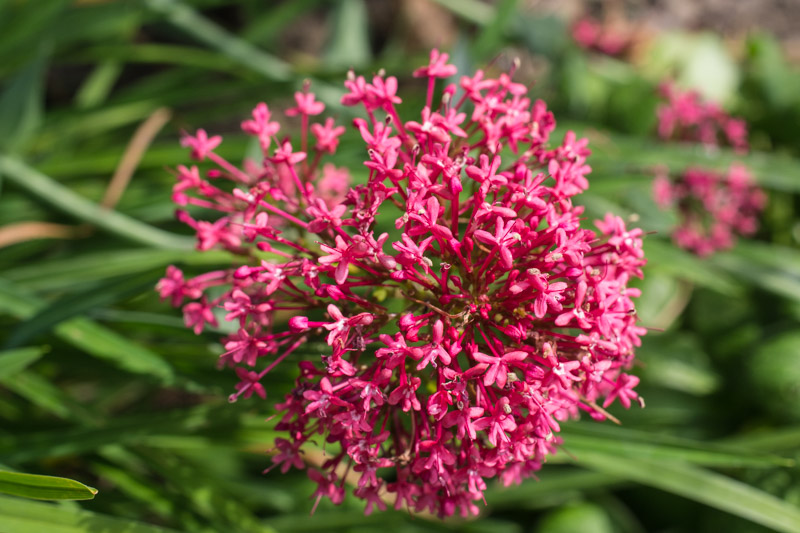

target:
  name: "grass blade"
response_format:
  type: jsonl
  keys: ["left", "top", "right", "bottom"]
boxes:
{"left": 5, "top": 271, "right": 162, "bottom": 349}
{"left": 570, "top": 449, "right": 800, "bottom": 533}
{"left": 0, "top": 494, "right": 183, "bottom": 533}
{"left": 0, "top": 279, "right": 175, "bottom": 384}
{"left": 0, "top": 347, "right": 44, "bottom": 380}
{"left": 142, "top": 0, "right": 292, "bottom": 81}
{"left": 0, "top": 471, "right": 96, "bottom": 501}
{"left": 0, "top": 155, "right": 193, "bottom": 249}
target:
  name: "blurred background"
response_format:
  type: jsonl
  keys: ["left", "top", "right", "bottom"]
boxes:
{"left": 1, "top": 1, "right": 800, "bottom": 532}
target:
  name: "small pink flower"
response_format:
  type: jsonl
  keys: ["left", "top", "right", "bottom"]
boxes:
{"left": 234, "top": 367, "right": 266, "bottom": 400}
{"left": 241, "top": 102, "right": 280, "bottom": 149}
{"left": 413, "top": 49, "right": 458, "bottom": 79}
{"left": 311, "top": 117, "right": 345, "bottom": 153}
{"left": 180, "top": 129, "right": 221, "bottom": 160}
{"left": 285, "top": 91, "right": 325, "bottom": 117}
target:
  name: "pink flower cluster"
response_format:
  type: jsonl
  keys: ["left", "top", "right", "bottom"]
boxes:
{"left": 571, "top": 16, "right": 632, "bottom": 57}
{"left": 654, "top": 82, "right": 765, "bottom": 256}
{"left": 657, "top": 81, "right": 748, "bottom": 153}
{"left": 654, "top": 165, "right": 766, "bottom": 256}
{"left": 158, "top": 50, "right": 647, "bottom": 518}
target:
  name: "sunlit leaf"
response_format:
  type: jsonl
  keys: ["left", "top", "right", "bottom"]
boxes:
{"left": 0, "top": 471, "right": 96, "bottom": 501}
{"left": 570, "top": 450, "right": 800, "bottom": 533}
{"left": 0, "top": 347, "right": 44, "bottom": 380}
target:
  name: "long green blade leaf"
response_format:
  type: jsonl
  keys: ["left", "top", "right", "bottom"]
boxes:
{"left": 0, "top": 471, "right": 96, "bottom": 501}
{"left": 5, "top": 271, "right": 162, "bottom": 349}
{"left": 142, "top": 0, "right": 292, "bottom": 81}
{"left": 0, "top": 155, "right": 193, "bottom": 249}
{"left": 0, "top": 494, "right": 183, "bottom": 533}
{"left": 0, "top": 279, "right": 175, "bottom": 384}
{"left": 0, "top": 347, "right": 44, "bottom": 380}
{"left": 571, "top": 449, "right": 800, "bottom": 533}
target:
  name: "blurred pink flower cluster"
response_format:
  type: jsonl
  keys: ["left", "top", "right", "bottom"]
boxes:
{"left": 654, "top": 165, "right": 766, "bottom": 256}
{"left": 654, "top": 82, "right": 765, "bottom": 255}
{"left": 159, "top": 50, "right": 647, "bottom": 517}
{"left": 657, "top": 82, "right": 748, "bottom": 153}
{"left": 571, "top": 16, "right": 632, "bottom": 57}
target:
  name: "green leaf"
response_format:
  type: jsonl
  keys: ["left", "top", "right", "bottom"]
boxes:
{"left": 74, "top": 60, "right": 125, "bottom": 109}
{"left": 486, "top": 468, "right": 626, "bottom": 510}
{"left": 325, "top": 0, "right": 371, "bottom": 70}
{"left": 0, "top": 347, "right": 44, "bottom": 380}
{"left": 432, "top": 0, "right": 493, "bottom": 25}
{"left": 0, "top": 1, "right": 66, "bottom": 62}
{"left": 749, "top": 331, "right": 800, "bottom": 421}
{"left": 745, "top": 32, "right": 798, "bottom": 108}
{"left": 681, "top": 33, "right": 739, "bottom": 105}
{"left": 0, "top": 406, "right": 216, "bottom": 463}
{"left": 570, "top": 450, "right": 800, "bottom": 533}
{"left": 473, "top": 0, "right": 518, "bottom": 58}
{"left": 568, "top": 122, "right": 800, "bottom": 193}
{"left": 562, "top": 427, "right": 794, "bottom": 468}
{"left": 535, "top": 502, "right": 615, "bottom": 533}
{"left": 723, "top": 426, "right": 800, "bottom": 454}
{"left": 712, "top": 241, "right": 800, "bottom": 304}
{"left": 55, "top": 317, "right": 175, "bottom": 384}
{"left": 0, "top": 471, "right": 96, "bottom": 501}
{"left": 5, "top": 271, "right": 162, "bottom": 349}
{"left": 632, "top": 271, "right": 686, "bottom": 331}
{"left": 0, "top": 156, "right": 193, "bottom": 250}
{"left": 636, "top": 333, "right": 721, "bottom": 396}
{"left": 0, "top": 494, "right": 184, "bottom": 533}
{"left": 142, "top": 0, "right": 292, "bottom": 81}
{"left": 644, "top": 239, "right": 742, "bottom": 296}
{"left": 1, "top": 371, "right": 96, "bottom": 423}
{"left": 0, "top": 279, "right": 175, "bottom": 385}
{"left": 0, "top": 48, "right": 47, "bottom": 153}
{"left": 3, "top": 248, "right": 233, "bottom": 292}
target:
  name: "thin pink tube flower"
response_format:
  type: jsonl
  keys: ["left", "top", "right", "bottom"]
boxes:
{"left": 159, "top": 50, "right": 648, "bottom": 518}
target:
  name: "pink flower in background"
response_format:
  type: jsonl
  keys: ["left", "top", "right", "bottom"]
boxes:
{"left": 159, "top": 51, "right": 647, "bottom": 517}
{"left": 654, "top": 83, "right": 765, "bottom": 256}
{"left": 654, "top": 165, "right": 765, "bottom": 256}
{"left": 656, "top": 82, "right": 749, "bottom": 153}
{"left": 571, "top": 16, "right": 632, "bottom": 57}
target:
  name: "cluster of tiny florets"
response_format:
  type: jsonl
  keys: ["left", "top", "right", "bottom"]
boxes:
{"left": 571, "top": 16, "right": 632, "bottom": 57}
{"left": 159, "top": 50, "right": 647, "bottom": 518}
{"left": 654, "top": 164, "right": 766, "bottom": 256}
{"left": 654, "top": 82, "right": 765, "bottom": 256}
{"left": 656, "top": 81, "right": 749, "bottom": 153}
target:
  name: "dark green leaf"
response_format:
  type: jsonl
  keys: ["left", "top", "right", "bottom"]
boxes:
{"left": 142, "top": 0, "right": 292, "bottom": 81}
{"left": 0, "top": 49, "right": 47, "bottom": 152}
{"left": 5, "top": 271, "right": 163, "bottom": 349}
{"left": 0, "top": 494, "right": 184, "bottom": 533}
{"left": 0, "top": 279, "right": 175, "bottom": 385}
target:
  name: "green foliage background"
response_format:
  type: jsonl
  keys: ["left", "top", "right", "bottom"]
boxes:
{"left": 1, "top": 1, "right": 799, "bottom": 532}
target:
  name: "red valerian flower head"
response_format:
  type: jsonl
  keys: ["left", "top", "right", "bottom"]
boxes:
{"left": 653, "top": 84, "right": 765, "bottom": 257}
{"left": 656, "top": 81, "right": 749, "bottom": 153}
{"left": 653, "top": 164, "right": 766, "bottom": 257}
{"left": 159, "top": 49, "right": 647, "bottom": 518}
